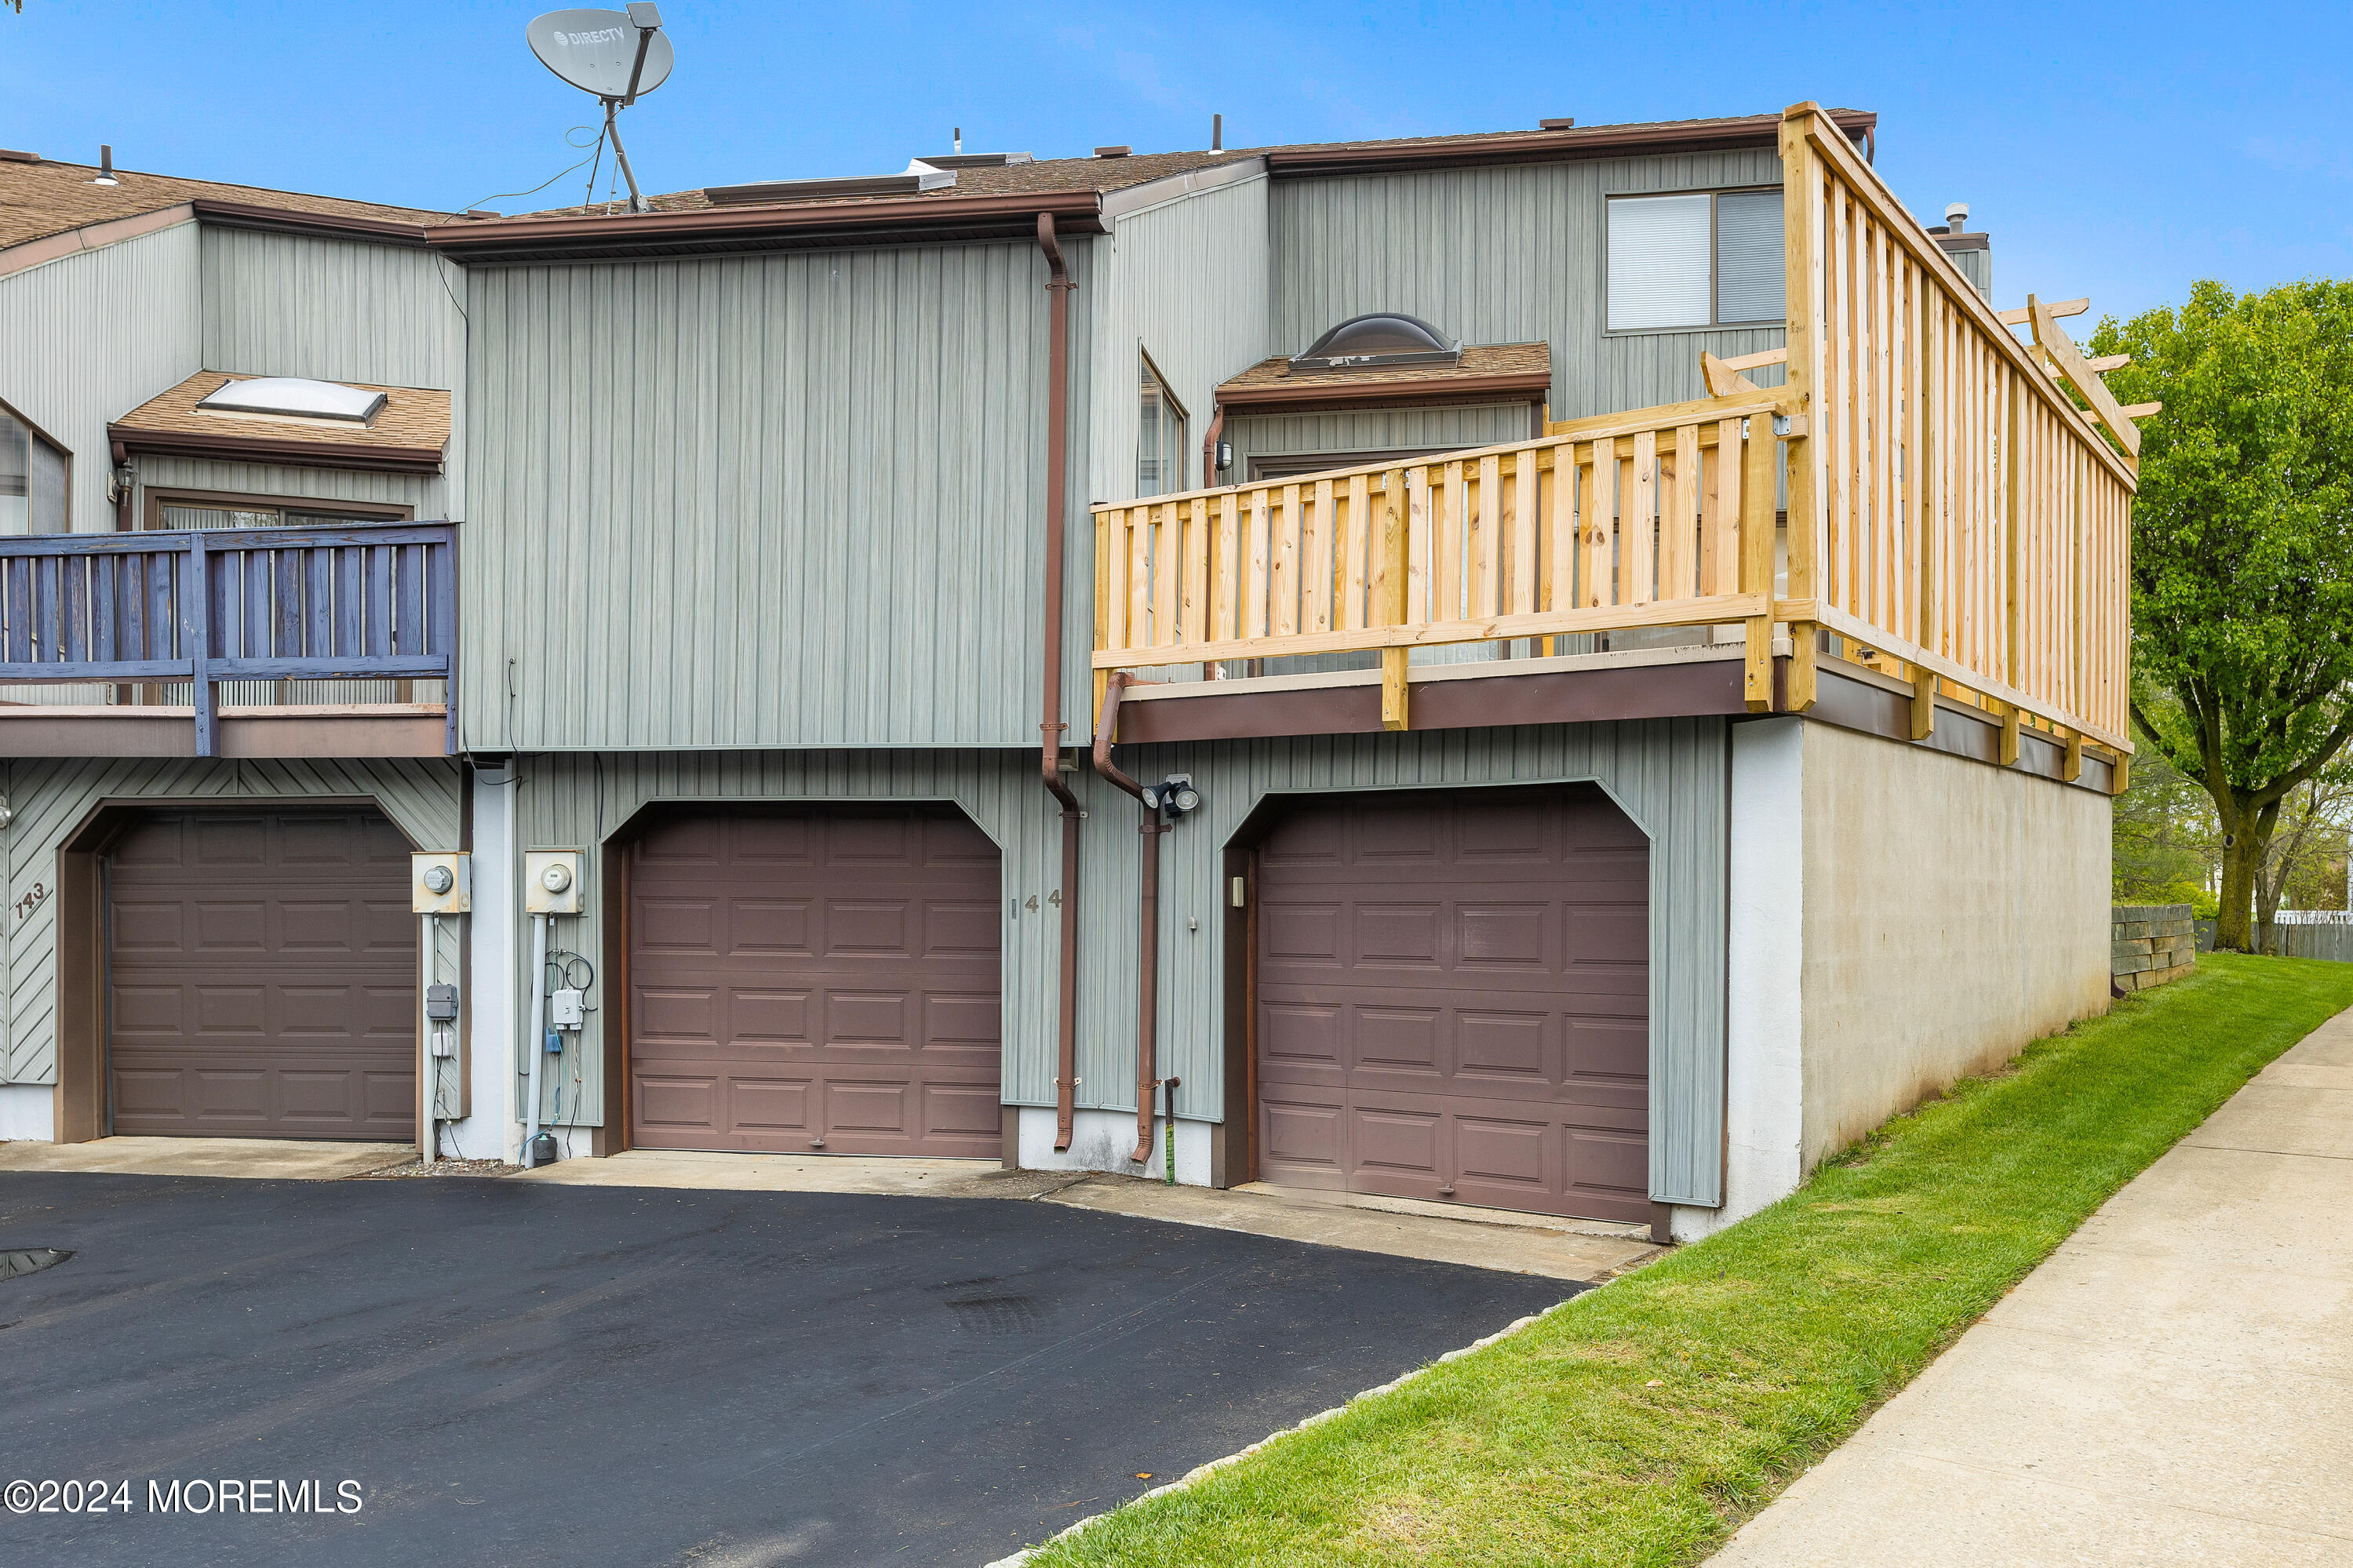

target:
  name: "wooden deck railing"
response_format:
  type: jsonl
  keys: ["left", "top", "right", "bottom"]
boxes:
{"left": 1093, "top": 389, "right": 1789, "bottom": 727}
{"left": 1094, "top": 102, "right": 2142, "bottom": 777}
{"left": 0, "top": 520, "right": 458, "bottom": 755}
{"left": 1765, "top": 101, "right": 2139, "bottom": 762}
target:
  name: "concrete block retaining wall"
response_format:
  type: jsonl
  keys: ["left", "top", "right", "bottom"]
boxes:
{"left": 2114, "top": 904, "right": 2196, "bottom": 991}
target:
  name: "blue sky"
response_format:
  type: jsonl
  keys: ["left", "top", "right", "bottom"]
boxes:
{"left": 2, "top": 1, "right": 2343, "bottom": 326}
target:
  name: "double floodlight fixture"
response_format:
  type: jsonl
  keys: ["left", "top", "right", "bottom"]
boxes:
{"left": 1139, "top": 774, "right": 1202, "bottom": 820}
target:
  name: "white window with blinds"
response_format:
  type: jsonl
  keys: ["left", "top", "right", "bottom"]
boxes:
{"left": 1607, "top": 188, "right": 1787, "bottom": 331}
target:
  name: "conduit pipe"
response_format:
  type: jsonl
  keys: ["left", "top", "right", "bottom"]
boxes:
{"left": 1092, "top": 673, "right": 1164, "bottom": 1165}
{"left": 1035, "top": 212, "right": 1084, "bottom": 1152}
{"left": 522, "top": 911, "right": 549, "bottom": 1169}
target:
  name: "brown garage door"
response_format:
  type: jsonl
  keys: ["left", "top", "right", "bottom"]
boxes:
{"left": 107, "top": 809, "right": 417, "bottom": 1141}
{"left": 1255, "top": 786, "right": 1651, "bottom": 1224}
{"left": 627, "top": 805, "right": 1003, "bottom": 1157}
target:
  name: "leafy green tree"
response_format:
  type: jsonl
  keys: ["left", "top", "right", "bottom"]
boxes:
{"left": 2097, "top": 279, "right": 2353, "bottom": 950}
{"left": 2111, "top": 723, "right": 2218, "bottom": 905}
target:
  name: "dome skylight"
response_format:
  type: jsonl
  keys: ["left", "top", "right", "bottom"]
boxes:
{"left": 1290, "top": 314, "right": 1462, "bottom": 372}
{"left": 196, "top": 377, "right": 386, "bottom": 424}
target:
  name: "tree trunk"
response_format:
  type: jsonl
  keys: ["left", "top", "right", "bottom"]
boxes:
{"left": 2216, "top": 803, "right": 2280, "bottom": 952}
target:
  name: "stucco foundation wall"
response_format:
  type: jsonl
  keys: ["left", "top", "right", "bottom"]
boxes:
{"left": 1796, "top": 719, "right": 2111, "bottom": 1168}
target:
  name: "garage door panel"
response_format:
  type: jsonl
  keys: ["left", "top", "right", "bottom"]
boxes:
{"left": 729, "top": 899, "right": 812, "bottom": 955}
{"left": 1260, "top": 1095, "right": 1345, "bottom": 1176}
{"left": 107, "top": 809, "right": 416, "bottom": 1141}
{"left": 1352, "top": 1106, "right": 1441, "bottom": 1178}
{"left": 636, "top": 1073, "right": 722, "bottom": 1134}
{"left": 730, "top": 1075, "right": 814, "bottom": 1133}
{"left": 825, "top": 990, "right": 909, "bottom": 1045}
{"left": 1262, "top": 900, "right": 1344, "bottom": 966}
{"left": 1455, "top": 1009, "right": 1551, "bottom": 1081}
{"left": 1256, "top": 787, "right": 1651, "bottom": 1224}
{"left": 191, "top": 900, "right": 268, "bottom": 953}
{"left": 825, "top": 1079, "right": 912, "bottom": 1134}
{"left": 1356, "top": 902, "right": 1441, "bottom": 966}
{"left": 923, "top": 991, "right": 1003, "bottom": 1047}
{"left": 827, "top": 900, "right": 911, "bottom": 955}
{"left": 1455, "top": 1115, "right": 1550, "bottom": 1188}
{"left": 193, "top": 817, "right": 268, "bottom": 867}
{"left": 727, "top": 813, "right": 813, "bottom": 864}
{"left": 1350, "top": 1004, "right": 1442, "bottom": 1074}
{"left": 1567, "top": 906, "right": 1648, "bottom": 966}
{"left": 629, "top": 806, "right": 1002, "bottom": 1155}
{"left": 1456, "top": 903, "right": 1550, "bottom": 970}
{"left": 1259, "top": 999, "right": 1344, "bottom": 1070}
{"left": 730, "top": 988, "right": 813, "bottom": 1043}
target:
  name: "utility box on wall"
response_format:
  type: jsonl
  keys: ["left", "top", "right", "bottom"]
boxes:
{"left": 524, "top": 849, "right": 585, "bottom": 915}
{"left": 412, "top": 851, "right": 472, "bottom": 914}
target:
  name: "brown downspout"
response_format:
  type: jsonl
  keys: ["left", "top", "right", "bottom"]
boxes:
{"left": 1093, "top": 673, "right": 1164, "bottom": 1164}
{"left": 1036, "top": 213, "right": 1084, "bottom": 1153}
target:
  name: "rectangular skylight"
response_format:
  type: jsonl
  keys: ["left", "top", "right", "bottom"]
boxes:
{"left": 196, "top": 377, "right": 386, "bottom": 424}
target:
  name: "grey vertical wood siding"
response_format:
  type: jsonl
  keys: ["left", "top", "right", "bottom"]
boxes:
{"left": 490, "top": 724, "right": 1728, "bottom": 1205}
{"left": 463, "top": 241, "right": 1075, "bottom": 753}
{"left": 197, "top": 227, "right": 468, "bottom": 517}
{"left": 0, "top": 758, "right": 463, "bottom": 1090}
{"left": 1270, "top": 147, "right": 1789, "bottom": 420}
{"left": 0, "top": 223, "right": 200, "bottom": 533}
{"left": 1084, "top": 173, "right": 1272, "bottom": 500}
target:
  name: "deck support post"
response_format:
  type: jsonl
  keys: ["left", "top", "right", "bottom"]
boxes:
{"left": 1740, "top": 414, "right": 1778, "bottom": 712}
{"left": 1778, "top": 106, "right": 1823, "bottom": 715}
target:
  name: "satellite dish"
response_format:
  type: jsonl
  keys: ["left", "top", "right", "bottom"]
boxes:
{"left": 524, "top": 5, "right": 671, "bottom": 214}
{"left": 528, "top": 9, "right": 674, "bottom": 100}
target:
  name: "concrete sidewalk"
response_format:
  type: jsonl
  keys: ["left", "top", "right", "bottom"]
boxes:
{"left": 1710, "top": 1008, "right": 2353, "bottom": 1566}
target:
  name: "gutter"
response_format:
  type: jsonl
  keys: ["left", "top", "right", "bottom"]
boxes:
{"left": 430, "top": 189, "right": 1108, "bottom": 264}
{"left": 1214, "top": 368, "right": 1553, "bottom": 417}
{"left": 1262, "top": 107, "right": 1877, "bottom": 178}
{"left": 189, "top": 198, "right": 443, "bottom": 248}
{"left": 1035, "top": 214, "right": 1084, "bottom": 1154}
{"left": 106, "top": 424, "right": 446, "bottom": 476}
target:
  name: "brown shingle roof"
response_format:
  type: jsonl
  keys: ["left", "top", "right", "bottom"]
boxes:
{"left": 0, "top": 155, "right": 459, "bottom": 253}
{"left": 1216, "top": 344, "right": 1553, "bottom": 414}
{"left": 515, "top": 107, "right": 1877, "bottom": 222}
{"left": 109, "top": 371, "right": 450, "bottom": 475}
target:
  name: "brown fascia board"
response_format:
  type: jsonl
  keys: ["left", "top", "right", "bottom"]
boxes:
{"left": 1218, "top": 370, "right": 1553, "bottom": 416}
{"left": 424, "top": 189, "right": 1109, "bottom": 264}
{"left": 1262, "top": 108, "right": 1877, "bottom": 178}
{"left": 107, "top": 424, "right": 446, "bottom": 476}
{"left": 188, "top": 198, "right": 437, "bottom": 248}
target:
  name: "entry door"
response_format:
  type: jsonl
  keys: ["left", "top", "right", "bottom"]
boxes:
{"left": 107, "top": 809, "right": 417, "bottom": 1140}
{"left": 1254, "top": 786, "right": 1651, "bottom": 1223}
{"left": 627, "top": 806, "right": 1003, "bottom": 1156}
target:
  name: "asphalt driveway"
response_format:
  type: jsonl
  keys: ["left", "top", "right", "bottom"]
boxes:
{"left": 0, "top": 1171, "right": 1574, "bottom": 1566}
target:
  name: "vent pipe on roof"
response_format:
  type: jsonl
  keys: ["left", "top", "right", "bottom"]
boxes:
{"left": 954, "top": 126, "right": 963, "bottom": 154}
{"left": 1212, "top": 113, "right": 1222, "bottom": 151}
{"left": 89, "top": 144, "right": 118, "bottom": 187}
{"left": 1945, "top": 202, "right": 1970, "bottom": 235}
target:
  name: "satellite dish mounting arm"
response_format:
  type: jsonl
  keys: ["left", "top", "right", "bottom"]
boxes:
{"left": 602, "top": 96, "right": 648, "bottom": 214}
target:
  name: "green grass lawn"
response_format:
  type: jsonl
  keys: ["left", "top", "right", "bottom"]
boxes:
{"left": 1025, "top": 953, "right": 2353, "bottom": 1567}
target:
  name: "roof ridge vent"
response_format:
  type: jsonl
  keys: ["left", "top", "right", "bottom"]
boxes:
{"left": 705, "top": 158, "right": 958, "bottom": 206}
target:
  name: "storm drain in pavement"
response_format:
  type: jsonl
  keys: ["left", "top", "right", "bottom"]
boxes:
{"left": 2, "top": 1249, "right": 71, "bottom": 1281}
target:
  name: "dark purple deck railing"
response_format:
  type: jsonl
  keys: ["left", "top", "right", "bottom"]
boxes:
{"left": 0, "top": 521, "right": 457, "bottom": 755}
